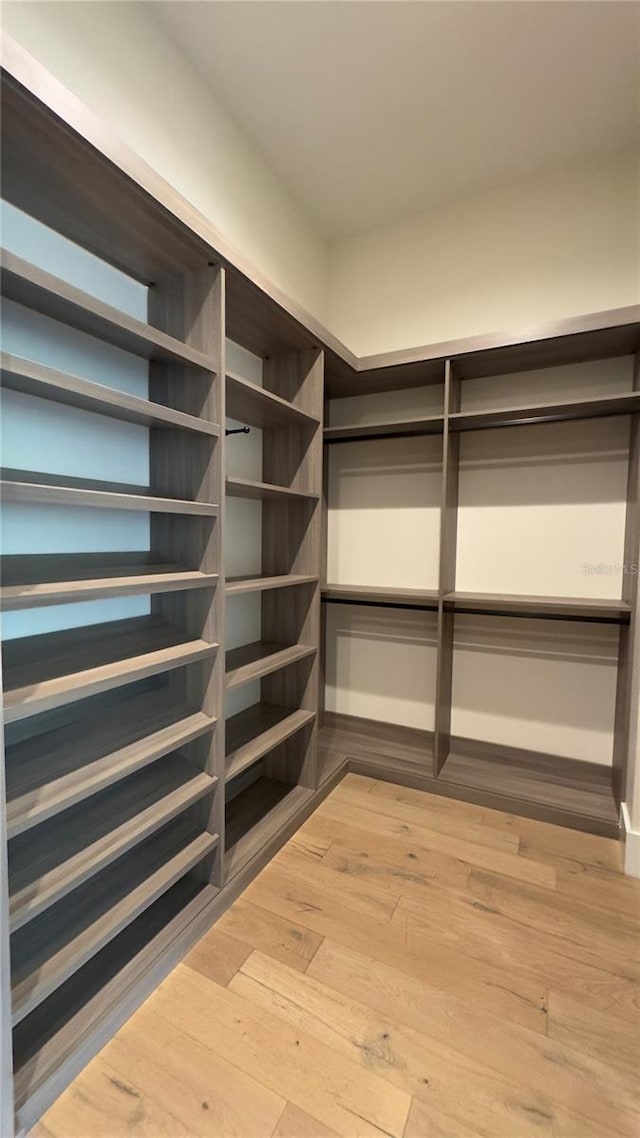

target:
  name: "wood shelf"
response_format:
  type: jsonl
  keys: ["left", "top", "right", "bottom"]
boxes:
{"left": 225, "top": 777, "right": 312, "bottom": 878}
{"left": 1, "top": 469, "right": 219, "bottom": 517}
{"left": 226, "top": 702, "right": 316, "bottom": 781}
{"left": 5, "top": 688, "right": 216, "bottom": 839}
{"left": 11, "top": 821, "right": 217, "bottom": 1025}
{"left": 1, "top": 552, "right": 218, "bottom": 610}
{"left": 2, "top": 614, "right": 217, "bottom": 723}
{"left": 439, "top": 739, "right": 619, "bottom": 837}
{"left": 12, "top": 878, "right": 216, "bottom": 1129}
{"left": 449, "top": 390, "right": 640, "bottom": 431}
{"left": 322, "top": 584, "right": 439, "bottom": 610}
{"left": 226, "top": 573, "right": 317, "bottom": 596}
{"left": 226, "top": 370, "right": 319, "bottom": 429}
{"left": 1, "top": 353, "right": 220, "bottom": 435}
{"left": 1, "top": 251, "right": 215, "bottom": 370}
{"left": 225, "top": 476, "right": 319, "bottom": 502}
{"left": 225, "top": 640, "right": 316, "bottom": 689}
{"left": 324, "top": 416, "right": 444, "bottom": 443}
{"left": 8, "top": 753, "right": 216, "bottom": 932}
{"left": 443, "top": 591, "right": 631, "bottom": 622}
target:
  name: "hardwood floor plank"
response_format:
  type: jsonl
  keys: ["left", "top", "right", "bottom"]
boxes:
{"left": 481, "top": 808, "right": 624, "bottom": 871}
{"left": 334, "top": 780, "right": 520, "bottom": 853}
{"left": 270, "top": 843, "right": 401, "bottom": 923}
{"left": 245, "top": 861, "right": 548, "bottom": 1033}
{"left": 231, "top": 951, "right": 554, "bottom": 1138}
{"left": 272, "top": 1103, "right": 339, "bottom": 1138}
{"left": 547, "top": 990, "right": 640, "bottom": 1081}
{"left": 42, "top": 1055, "right": 198, "bottom": 1138}
{"left": 183, "top": 926, "right": 252, "bottom": 987}
{"left": 103, "top": 1005, "right": 286, "bottom": 1137}
{"left": 216, "top": 898, "right": 324, "bottom": 973}
{"left": 307, "top": 939, "right": 640, "bottom": 1138}
{"left": 313, "top": 795, "right": 556, "bottom": 888}
{"left": 144, "top": 963, "right": 411, "bottom": 1138}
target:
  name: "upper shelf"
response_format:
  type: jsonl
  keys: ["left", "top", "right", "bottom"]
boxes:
{"left": 1, "top": 552, "right": 218, "bottom": 610}
{"left": 226, "top": 640, "right": 316, "bottom": 688}
{"left": 1, "top": 250, "right": 215, "bottom": 370}
{"left": 226, "top": 370, "right": 319, "bottom": 430}
{"left": 2, "top": 614, "right": 217, "bottom": 723}
{"left": 449, "top": 390, "right": 640, "bottom": 432}
{"left": 324, "top": 417, "right": 444, "bottom": 443}
{"left": 2, "top": 469, "right": 219, "bottom": 516}
{"left": 226, "top": 574, "right": 317, "bottom": 596}
{"left": 322, "top": 584, "right": 439, "bottom": 610}
{"left": 226, "top": 476, "right": 319, "bottom": 503}
{"left": 1, "top": 354, "right": 220, "bottom": 436}
{"left": 443, "top": 592, "right": 632, "bottom": 622}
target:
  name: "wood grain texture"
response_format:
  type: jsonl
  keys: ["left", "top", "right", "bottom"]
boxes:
{"left": 322, "top": 584, "right": 438, "bottom": 609}
{"left": 0, "top": 353, "right": 220, "bottom": 436}
{"left": 1, "top": 473, "right": 219, "bottom": 516}
{"left": 323, "top": 417, "right": 444, "bottom": 443}
{"left": 226, "top": 369, "right": 319, "bottom": 429}
{"left": 449, "top": 389, "right": 640, "bottom": 430}
{"left": 34, "top": 774, "right": 640, "bottom": 1138}
{"left": 225, "top": 641, "right": 316, "bottom": 689}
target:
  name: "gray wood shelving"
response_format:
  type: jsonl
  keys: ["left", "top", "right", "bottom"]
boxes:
{"left": 226, "top": 369, "right": 319, "bottom": 429}
{"left": 1, "top": 354, "right": 220, "bottom": 435}
{"left": 226, "top": 703, "right": 316, "bottom": 781}
{"left": 1, "top": 470, "right": 219, "bottom": 516}
{"left": 226, "top": 573, "right": 317, "bottom": 596}
{"left": 225, "top": 778, "right": 312, "bottom": 879}
{"left": 322, "top": 583, "right": 439, "bottom": 610}
{"left": 226, "top": 475, "right": 319, "bottom": 502}
{"left": 324, "top": 416, "right": 444, "bottom": 443}
{"left": 225, "top": 640, "right": 316, "bottom": 689}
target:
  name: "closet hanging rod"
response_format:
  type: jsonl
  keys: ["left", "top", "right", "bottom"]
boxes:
{"left": 225, "top": 426, "right": 251, "bottom": 436}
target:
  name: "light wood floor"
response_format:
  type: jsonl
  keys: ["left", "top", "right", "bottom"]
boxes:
{"left": 32, "top": 773, "right": 640, "bottom": 1138}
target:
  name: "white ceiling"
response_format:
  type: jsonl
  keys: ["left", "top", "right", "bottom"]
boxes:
{"left": 151, "top": 1, "right": 640, "bottom": 240}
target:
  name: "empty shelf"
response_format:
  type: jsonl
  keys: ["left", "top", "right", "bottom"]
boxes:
{"left": 1, "top": 552, "right": 218, "bottom": 610}
{"left": 226, "top": 640, "right": 316, "bottom": 688}
{"left": 324, "top": 417, "right": 444, "bottom": 443}
{"left": 2, "top": 614, "right": 217, "bottom": 723}
{"left": 226, "top": 370, "right": 319, "bottom": 429}
{"left": 226, "top": 476, "right": 319, "bottom": 502}
{"left": 1, "top": 251, "right": 215, "bottom": 370}
{"left": 1, "top": 354, "right": 220, "bottom": 435}
{"left": 322, "top": 584, "right": 439, "bottom": 609}
{"left": 449, "top": 390, "right": 640, "bottom": 431}
{"left": 8, "top": 752, "right": 216, "bottom": 932}
{"left": 11, "top": 820, "right": 217, "bottom": 1024}
{"left": 443, "top": 592, "right": 631, "bottom": 622}
{"left": 5, "top": 687, "right": 216, "bottom": 838}
{"left": 12, "top": 878, "right": 215, "bottom": 1127}
{"left": 226, "top": 702, "right": 316, "bottom": 781}
{"left": 1, "top": 469, "right": 218, "bottom": 516}
{"left": 226, "top": 573, "right": 317, "bottom": 596}
{"left": 439, "top": 742, "right": 619, "bottom": 837}
{"left": 225, "top": 777, "right": 312, "bottom": 878}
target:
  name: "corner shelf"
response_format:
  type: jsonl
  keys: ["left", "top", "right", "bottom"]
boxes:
{"left": 226, "top": 370, "right": 319, "bottom": 429}
{"left": 225, "top": 476, "right": 319, "bottom": 502}
{"left": 1, "top": 251, "right": 215, "bottom": 370}
{"left": 226, "top": 703, "right": 316, "bottom": 782}
{"left": 8, "top": 754, "right": 216, "bottom": 932}
{"left": 2, "top": 614, "right": 217, "bottom": 723}
{"left": 322, "top": 584, "right": 439, "bottom": 610}
{"left": 324, "top": 416, "right": 444, "bottom": 443}
{"left": 10, "top": 821, "right": 217, "bottom": 1025}
{"left": 1, "top": 354, "right": 220, "bottom": 435}
{"left": 5, "top": 687, "right": 216, "bottom": 839}
{"left": 226, "top": 573, "right": 317, "bottom": 596}
{"left": 1, "top": 552, "right": 218, "bottom": 610}
{"left": 225, "top": 777, "right": 312, "bottom": 879}
{"left": 449, "top": 390, "right": 640, "bottom": 431}
{"left": 225, "top": 640, "right": 316, "bottom": 689}
{"left": 1, "top": 469, "right": 219, "bottom": 517}
{"left": 443, "top": 591, "right": 631, "bottom": 623}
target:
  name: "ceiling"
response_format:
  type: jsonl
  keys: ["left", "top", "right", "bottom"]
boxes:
{"left": 151, "top": 1, "right": 640, "bottom": 240}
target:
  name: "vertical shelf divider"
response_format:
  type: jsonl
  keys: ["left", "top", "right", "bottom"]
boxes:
{"left": 434, "top": 359, "right": 460, "bottom": 775}
{"left": 148, "top": 263, "right": 226, "bottom": 887}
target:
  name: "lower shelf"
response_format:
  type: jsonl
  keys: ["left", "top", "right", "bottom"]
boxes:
{"left": 225, "top": 777, "right": 312, "bottom": 879}
{"left": 225, "top": 702, "right": 316, "bottom": 781}
{"left": 12, "top": 876, "right": 217, "bottom": 1130}
{"left": 11, "top": 821, "right": 217, "bottom": 1025}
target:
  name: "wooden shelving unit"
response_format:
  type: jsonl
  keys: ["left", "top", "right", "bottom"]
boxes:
{"left": 1, "top": 38, "right": 640, "bottom": 1138}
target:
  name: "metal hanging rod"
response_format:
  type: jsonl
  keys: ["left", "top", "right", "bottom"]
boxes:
{"left": 226, "top": 426, "right": 251, "bottom": 436}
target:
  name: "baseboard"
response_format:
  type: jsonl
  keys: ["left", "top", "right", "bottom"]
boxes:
{"left": 621, "top": 802, "right": 640, "bottom": 878}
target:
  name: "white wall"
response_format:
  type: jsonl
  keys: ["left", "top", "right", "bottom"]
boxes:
{"left": 2, "top": 0, "right": 329, "bottom": 323}
{"left": 328, "top": 150, "right": 640, "bottom": 356}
